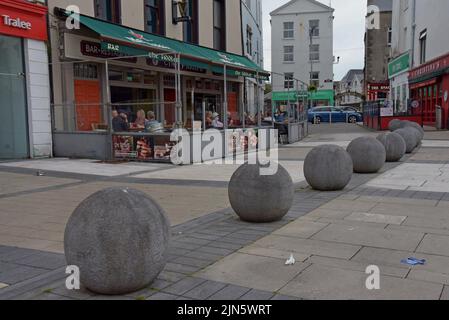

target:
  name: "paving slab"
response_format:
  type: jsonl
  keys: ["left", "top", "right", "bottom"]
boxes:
{"left": 251, "top": 234, "right": 362, "bottom": 260}
{"left": 272, "top": 221, "right": 329, "bottom": 239}
{"left": 320, "top": 199, "right": 379, "bottom": 212}
{"left": 279, "top": 264, "right": 443, "bottom": 300}
{"left": 195, "top": 252, "right": 310, "bottom": 292}
{"left": 311, "top": 224, "right": 424, "bottom": 251}
{"left": 344, "top": 212, "right": 407, "bottom": 225}
{"left": 238, "top": 245, "right": 310, "bottom": 262}
{"left": 208, "top": 285, "right": 251, "bottom": 300}
{"left": 417, "top": 234, "right": 449, "bottom": 257}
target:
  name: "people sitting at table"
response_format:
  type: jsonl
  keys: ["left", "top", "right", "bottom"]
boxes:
{"left": 244, "top": 113, "right": 255, "bottom": 126}
{"left": 112, "top": 110, "right": 129, "bottom": 132}
{"left": 145, "top": 111, "right": 163, "bottom": 133}
{"left": 205, "top": 111, "right": 213, "bottom": 128}
{"left": 133, "top": 109, "right": 146, "bottom": 129}
{"left": 227, "top": 112, "right": 235, "bottom": 127}
{"left": 212, "top": 112, "right": 224, "bottom": 129}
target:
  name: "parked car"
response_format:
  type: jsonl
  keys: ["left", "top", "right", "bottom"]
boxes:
{"left": 308, "top": 106, "right": 363, "bottom": 124}
{"left": 340, "top": 106, "right": 361, "bottom": 113}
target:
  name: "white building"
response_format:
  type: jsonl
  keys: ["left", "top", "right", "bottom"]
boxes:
{"left": 270, "top": 0, "right": 335, "bottom": 107}
{"left": 336, "top": 69, "right": 364, "bottom": 108}
{"left": 241, "top": 0, "right": 264, "bottom": 117}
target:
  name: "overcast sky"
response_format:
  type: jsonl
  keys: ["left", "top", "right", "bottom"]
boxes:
{"left": 262, "top": 0, "right": 367, "bottom": 81}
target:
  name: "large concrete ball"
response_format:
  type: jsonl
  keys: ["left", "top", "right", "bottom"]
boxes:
{"left": 400, "top": 121, "right": 425, "bottom": 139}
{"left": 64, "top": 187, "right": 170, "bottom": 295}
{"left": 304, "top": 145, "right": 353, "bottom": 191}
{"left": 388, "top": 119, "right": 402, "bottom": 132}
{"left": 394, "top": 128, "right": 418, "bottom": 153}
{"left": 228, "top": 163, "right": 294, "bottom": 223}
{"left": 377, "top": 132, "right": 406, "bottom": 162}
{"left": 347, "top": 136, "right": 386, "bottom": 173}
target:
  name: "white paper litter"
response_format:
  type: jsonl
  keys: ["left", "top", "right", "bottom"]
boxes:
{"left": 285, "top": 254, "right": 296, "bottom": 266}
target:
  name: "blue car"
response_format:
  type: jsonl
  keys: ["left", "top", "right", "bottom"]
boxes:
{"left": 308, "top": 106, "right": 363, "bottom": 124}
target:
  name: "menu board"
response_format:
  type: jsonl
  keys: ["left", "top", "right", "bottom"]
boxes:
{"left": 113, "top": 134, "right": 175, "bottom": 162}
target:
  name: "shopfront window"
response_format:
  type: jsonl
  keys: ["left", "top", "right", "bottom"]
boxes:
{"left": 0, "top": 35, "right": 29, "bottom": 159}
{"left": 183, "top": 0, "right": 199, "bottom": 44}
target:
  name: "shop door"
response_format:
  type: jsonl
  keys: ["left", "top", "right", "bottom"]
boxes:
{"left": 0, "top": 35, "right": 29, "bottom": 159}
{"left": 74, "top": 79, "right": 101, "bottom": 131}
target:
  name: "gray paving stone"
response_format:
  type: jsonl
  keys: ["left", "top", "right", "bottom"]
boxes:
{"left": 440, "top": 286, "right": 449, "bottom": 300}
{"left": 197, "top": 246, "right": 234, "bottom": 256}
{"left": 0, "top": 248, "right": 39, "bottom": 262}
{"left": 184, "top": 280, "right": 227, "bottom": 300}
{"left": 183, "top": 251, "right": 225, "bottom": 262}
{"left": 170, "top": 241, "right": 203, "bottom": 251}
{"left": 13, "top": 252, "right": 66, "bottom": 270}
{"left": 208, "top": 285, "right": 251, "bottom": 300}
{"left": 0, "top": 264, "right": 49, "bottom": 285}
{"left": 30, "top": 293, "right": 74, "bottom": 300}
{"left": 239, "top": 289, "right": 274, "bottom": 300}
{"left": 207, "top": 241, "right": 244, "bottom": 251}
{"left": 172, "top": 256, "right": 213, "bottom": 268}
{"left": 417, "top": 234, "right": 449, "bottom": 257}
{"left": 164, "top": 263, "right": 202, "bottom": 275}
{"left": 157, "top": 271, "right": 186, "bottom": 283}
{"left": 270, "top": 294, "right": 301, "bottom": 300}
{"left": 178, "top": 237, "right": 212, "bottom": 246}
{"left": 163, "top": 277, "right": 207, "bottom": 296}
{"left": 312, "top": 224, "right": 425, "bottom": 251}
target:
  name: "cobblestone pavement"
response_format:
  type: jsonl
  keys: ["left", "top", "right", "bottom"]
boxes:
{"left": 1, "top": 124, "right": 449, "bottom": 300}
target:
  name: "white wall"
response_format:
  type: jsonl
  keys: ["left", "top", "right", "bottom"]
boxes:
{"left": 412, "top": 0, "right": 449, "bottom": 67}
{"left": 271, "top": 0, "right": 334, "bottom": 93}
{"left": 25, "top": 39, "right": 52, "bottom": 158}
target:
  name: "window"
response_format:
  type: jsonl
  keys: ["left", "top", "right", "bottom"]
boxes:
{"left": 213, "top": 0, "right": 226, "bottom": 51}
{"left": 309, "top": 20, "right": 319, "bottom": 37}
{"left": 387, "top": 27, "right": 392, "bottom": 47}
{"left": 283, "top": 45, "right": 294, "bottom": 62}
{"left": 144, "top": 0, "right": 165, "bottom": 35}
{"left": 183, "top": 0, "right": 199, "bottom": 43}
{"left": 283, "top": 22, "right": 294, "bottom": 39}
{"left": 310, "top": 71, "right": 319, "bottom": 87}
{"left": 246, "top": 25, "right": 253, "bottom": 56}
{"left": 309, "top": 44, "right": 319, "bottom": 61}
{"left": 419, "top": 29, "right": 427, "bottom": 64}
{"left": 94, "top": 0, "right": 121, "bottom": 23}
{"left": 284, "top": 73, "right": 294, "bottom": 89}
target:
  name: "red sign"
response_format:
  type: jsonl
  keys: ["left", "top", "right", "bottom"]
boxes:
{"left": 409, "top": 52, "right": 449, "bottom": 80}
{"left": 0, "top": 0, "right": 48, "bottom": 41}
{"left": 367, "top": 83, "right": 390, "bottom": 91}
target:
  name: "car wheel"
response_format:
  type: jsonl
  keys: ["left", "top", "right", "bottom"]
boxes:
{"left": 348, "top": 116, "right": 357, "bottom": 124}
{"left": 314, "top": 116, "right": 322, "bottom": 125}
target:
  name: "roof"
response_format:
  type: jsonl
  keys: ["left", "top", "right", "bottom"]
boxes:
{"left": 270, "top": 0, "right": 334, "bottom": 16}
{"left": 57, "top": 9, "right": 269, "bottom": 79}
{"left": 340, "top": 69, "right": 364, "bottom": 82}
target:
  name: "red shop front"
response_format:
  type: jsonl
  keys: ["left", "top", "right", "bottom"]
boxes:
{"left": 409, "top": 52, "right": 449, "bottom": 128}
{"left": 366, "top": 82, "right": 390, "bottom": 101}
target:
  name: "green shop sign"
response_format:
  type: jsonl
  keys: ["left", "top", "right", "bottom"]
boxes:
{"left": 101, "top": 41, "right": 210, "bottom": 70}
{"left": 388, "top": 53, "right": 410, "bottom": 78}
{"left": 272, "top": 91, "right": 308, "bottom": 101}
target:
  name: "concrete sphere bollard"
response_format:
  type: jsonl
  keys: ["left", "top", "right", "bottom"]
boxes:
{"left": 388, "top": 119, "right": 402, "bottom": 132}
{"left": 64, "top": 187, "right": 170, "bottom": 295}
{"left": 400, "top": 121, "right": 425, "bottom": 140}
{"left": 408, "top": 127, "right": 423, "bottom": 147}
{"left": 228, "top": 163, "right": 294, "bottom": 223}
{"left": 347, "top": 136, "right": 386, "bottom": 173}
{"left": 377, "top": 132, "right": 406, "bottom": 162}
{"left": 304, "top": 145, "right": 353, "bottom": 191}
{"left": 395, "top": 128, "right": 418, "bottom": 153}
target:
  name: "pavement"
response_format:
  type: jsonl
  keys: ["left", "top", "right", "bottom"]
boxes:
{"left": 1, "top": 123, "right": 449, "bottom": 300}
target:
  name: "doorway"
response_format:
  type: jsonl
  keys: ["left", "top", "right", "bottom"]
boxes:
{"left": 0, "top": 35, "right": 29, "bottom": 159}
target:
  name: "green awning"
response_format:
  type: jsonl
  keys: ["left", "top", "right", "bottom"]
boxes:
{"left": 64, "top": 11, "right": 269, "bottom": 79}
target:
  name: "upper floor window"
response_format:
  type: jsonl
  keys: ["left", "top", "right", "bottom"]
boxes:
{"left": 144, "top": 0, "right": 165, "bottom": 35}
{"left": 94, "top": 0, "right": 121, "bottom": 24}
{"left": 213, "top": 0, "right": 226, "bottom": 51}
{"left": 284, "top": 73, "right": 294, "bottom": 89}
{"left": 183, "top": 0, "right": 199, "bottom": 44}
{"left": 309, "top": 44, "right": 319, "bottom": 61}
{"left": 419, "top": 29, "right": 427, "bottom": 64}
{"left": 310, "top": 71, "right": 319, "bottom": 87}
{"left": 283, "top": 22, "right": 294, "bottom": 39}
{"left": 284, "top": 45, "right": 294, "bottom": 62}
{"left": 387, "top": 27, "right": 392, "bottom": 47}
{"left": 309, "top": 19, "right": 319, "bottom": 37}
{"left": 246, "top": 25, "right": 253, "bottom": 56}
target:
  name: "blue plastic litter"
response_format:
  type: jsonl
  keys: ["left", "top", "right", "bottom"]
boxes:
{"left": 401, "top": 257, "right": 426, "bottom": 266}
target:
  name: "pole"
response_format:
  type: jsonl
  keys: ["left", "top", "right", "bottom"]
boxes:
{"left": 175, "top": 53, "right": 182, "bottom": 128}
{"left": 257, "top": 72, "right": 261, "bottom": 127}
{"left": 105, "top": 59, "right": 113, "bottom": 161}
{"left": 224, "top": 64, "right": 228, "bottom": 130}
{"left": 191, "top": 87, "right": 195, "bottom": 128}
